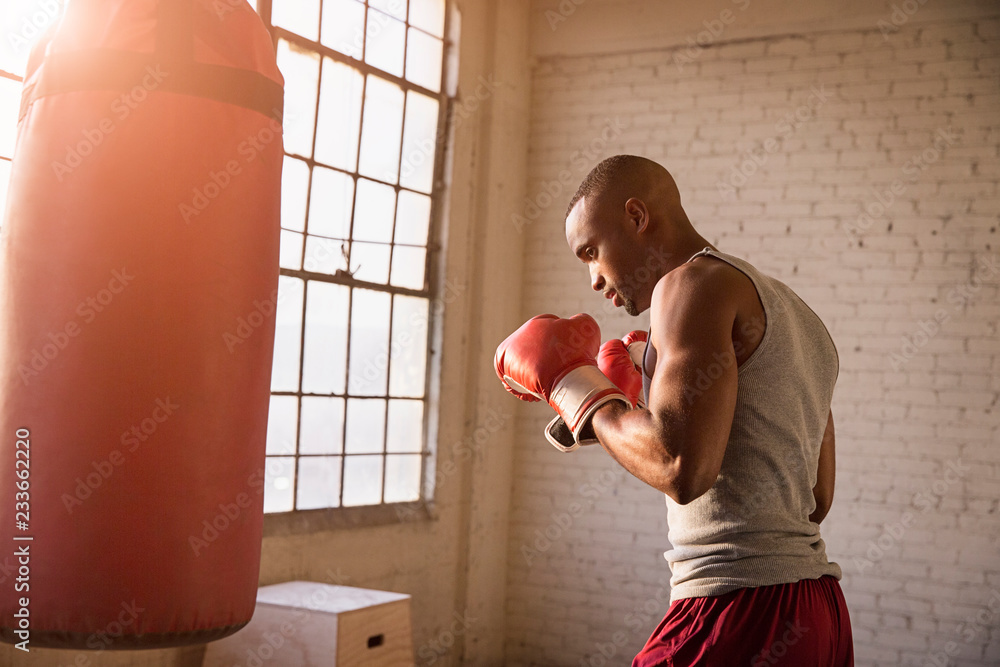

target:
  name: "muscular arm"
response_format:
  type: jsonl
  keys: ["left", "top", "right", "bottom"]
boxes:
{"left": 590, "top": 264, "right": 738, "bottom": 505}
{"left": 809, "top": 409, "right": 836, "bottom": 524}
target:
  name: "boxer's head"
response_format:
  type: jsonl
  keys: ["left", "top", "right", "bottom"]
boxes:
{"left": 565, "top": 155, "right": 693, "bottom": 316}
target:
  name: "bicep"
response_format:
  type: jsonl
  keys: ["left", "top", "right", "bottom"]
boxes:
{"left": 646, "top": 275, "right": 739, "bottom": 500}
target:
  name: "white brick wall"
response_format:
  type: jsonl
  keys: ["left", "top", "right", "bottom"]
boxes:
{"left": 506, "top": 16, "right": 1000, "bottom": 667}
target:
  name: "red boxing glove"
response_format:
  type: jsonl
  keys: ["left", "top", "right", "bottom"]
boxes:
{"left": 494, "top": 314, "right": 629, "bottom": 452}
{"left": 622, "top": 330, "right": 648, "bottom": 368}
{"left": 598, "top": 339, "right": 643, "bottom": 409}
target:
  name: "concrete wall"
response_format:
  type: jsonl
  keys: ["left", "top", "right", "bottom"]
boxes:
{"left": 506, "top": 1, "right": 1000, "bottom": 665}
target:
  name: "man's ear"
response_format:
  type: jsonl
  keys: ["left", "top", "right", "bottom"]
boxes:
{"left": 624, "top": 198, "right": 649, "bottom": 234}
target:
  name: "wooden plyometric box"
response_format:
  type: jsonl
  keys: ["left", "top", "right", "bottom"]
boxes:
{"left": 202, "top": 582, "right": 414, "bottom": 667}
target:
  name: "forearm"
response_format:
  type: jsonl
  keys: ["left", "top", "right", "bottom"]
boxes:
{"left": 808, "top": 501, "right": 830, "bottom": 525}
{"left": 589, "top": 401, "right": 684, "bottom": 500}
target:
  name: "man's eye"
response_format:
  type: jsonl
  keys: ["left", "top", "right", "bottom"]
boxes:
{"left": 586, "top": 248, "right": 596, "bottom": 259}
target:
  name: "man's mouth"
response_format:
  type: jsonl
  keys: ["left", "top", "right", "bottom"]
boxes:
{"left": 605, "top": 291, "right": 621, "bottom": 307}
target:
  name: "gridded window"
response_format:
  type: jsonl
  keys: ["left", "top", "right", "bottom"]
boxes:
{"left": 261, "top": 0, "right": 452, "bottom": 512}
{"left": 0, "top": 73, "right": 17, "bottom": 219}
{"left": 0, "top": 7, "right": 39, "bottom": 223}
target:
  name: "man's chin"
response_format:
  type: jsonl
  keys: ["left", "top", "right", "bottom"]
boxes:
{"left": 623, "top": 300, "right": 640, "bottom": 317}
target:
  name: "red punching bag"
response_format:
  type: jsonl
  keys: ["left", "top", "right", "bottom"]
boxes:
{"left": 0, "top": 0, "right": 283, "bottom": 649}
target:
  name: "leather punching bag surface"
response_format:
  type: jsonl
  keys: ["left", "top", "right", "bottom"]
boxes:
{"left": 0, "top": 0, "right": 283, "bottom": 649}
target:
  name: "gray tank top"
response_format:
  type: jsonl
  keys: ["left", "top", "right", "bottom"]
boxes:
{"left": 642, "top": 247, "right": 842, "bottom": 602}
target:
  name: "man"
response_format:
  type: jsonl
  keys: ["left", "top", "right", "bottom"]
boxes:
{"left": 495, "top": 155, "right": 853, "bottom": 665}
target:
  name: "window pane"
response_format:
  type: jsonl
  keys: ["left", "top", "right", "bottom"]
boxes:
{"left": 281, "top": 156, "right": 310, "bottom": 232}
{"left": 276, "top": 40, "right": 320, "bottom": 158}
{"left": 384, "top": 454, "right": 421, "bottom": 502}
{"left": 321, "top": 0, "right": 365, "bottom": 58}
{"left": 358, "top": 76, "right": 404, "bottom": 183}
{"left": 345, "top": 399, "right": 386, "bottom": 454}
{"left": 0, "top": 78, "right": 20, "bottom": 157}
{"left": 371, "top": 0, "right": 407, "bottom": 20}
{"left": 343, "top": 455, "right": 383, "bottom": 506}
{"left": 271, "top": 277, "right": 305, "bottom": 392}
{"left": 386, "top": 400, "right": 423, "bottom": 452}
{"left": 263, "top": 457, "right": 296, "bottom": 513}
{"left": 389, "top": 296, "right": 428, "bottom": 397}
{"left": 314, "top": 58, "right": 364, "bottom": 171}
{"left": 272, "top": 0, "right": 320, "bottom": 40}
{"left": 300, "top": 397, "right": 345, "bottom": 454}
{"left": 302, "top": 281, "right": 349, "bottom": 394}
{"left": 409, "top": 0, "right": 445, "bottom": 37}
{"left": 307, "top": 166, "right": 354, "bottom": 239}
{"left": 390, "top": 245, "right": 425, "bottom": 290}
{"left": 279, "top": 230, "right": 303, "bottom": 270}
{"left": 399, "top": 92, "right": 439, "bottom": 193}
{"left": 266, "top": 396, "right": 298, "bottom": 456}
{"left": 304, "top": 236, "right": 349, "bottom": 275}
{"left": 405, "top": 29, "right": 442, "bottom": 92}
{"left": 364, "top": 11, "right": 406, "bottom": 77}
{"left": 353, "top": 178, "right": 396, "bottom": 243}
{"left": 348, "top": 289, "right": 391, "bottom": 395}
{"left": 296, "top": 456, "right": 342, "bottom": 509}
{"left": 0, "top": 3, "right": 65, "bottom": 78}
{"left": 350, "top": 242, "right": 391, "bottom": 284}
{"left": 394, "top": 191, "right": 431, "bottom": 245}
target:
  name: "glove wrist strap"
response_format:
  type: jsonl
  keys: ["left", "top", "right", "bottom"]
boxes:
{"left": 545, "top": 366, "right": 628, "bottom": 452}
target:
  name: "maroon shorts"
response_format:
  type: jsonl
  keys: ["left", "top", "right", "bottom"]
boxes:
{"left": 632, "top": 575, "right": 854, "bottom": 667}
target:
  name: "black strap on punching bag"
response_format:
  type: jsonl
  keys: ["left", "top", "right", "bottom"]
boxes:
{"left": 19, "top": 0, "right": 283, "bottom": 123}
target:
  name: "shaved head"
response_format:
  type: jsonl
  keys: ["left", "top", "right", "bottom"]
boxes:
{"left": 564, "top": 155, "right": 709, "bottom": 316}
{"left": 565, "top": 155, "right": 686, "bottom": 228}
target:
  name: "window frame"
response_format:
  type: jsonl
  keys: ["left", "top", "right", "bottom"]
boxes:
{"left": 257, "top": 0, "right": 456, "bottom": 528}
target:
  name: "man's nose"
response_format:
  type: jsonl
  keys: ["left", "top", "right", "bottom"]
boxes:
{"left": 590, "top": 266, "right": 605, "bottom": 292}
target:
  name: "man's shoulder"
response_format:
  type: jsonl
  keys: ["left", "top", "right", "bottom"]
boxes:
{"left": 651, "top": 253, "right": 748, "bottom": 308}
